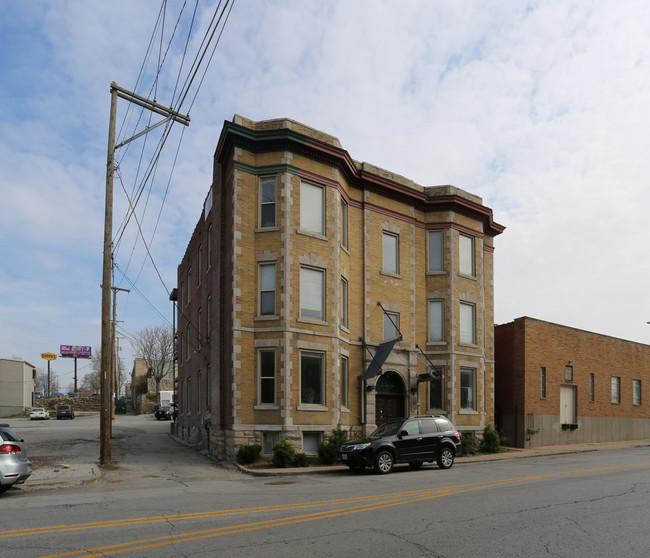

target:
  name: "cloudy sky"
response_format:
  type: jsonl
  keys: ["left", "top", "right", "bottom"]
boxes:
{"left": 2, "top": 0, "right": 650, "bottom": 389}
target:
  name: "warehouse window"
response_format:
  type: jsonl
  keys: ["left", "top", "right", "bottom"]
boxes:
{"left": 611, "top": 376, "right": 620, "bottom": 404}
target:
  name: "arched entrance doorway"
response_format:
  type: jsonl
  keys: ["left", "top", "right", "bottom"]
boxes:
{"left": 375, "top": 371, "right": 406, "bottom": 426}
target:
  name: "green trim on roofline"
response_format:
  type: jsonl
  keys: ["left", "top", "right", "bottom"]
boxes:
{"left": 233, "top": 162, "right": 302, "bottom": 176}
{"left": 221, "top": 120, "right": 309, "bottom": 148}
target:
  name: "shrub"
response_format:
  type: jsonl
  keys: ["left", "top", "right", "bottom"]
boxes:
{"left": 237, "top": 444, "right": 262, "bottom": 465}
{"left": 318, "top": 425, "right": 348, "bottom": 465}
{"left": 479, "top": 424, "right": 501, "bottom": 453}
{"left": 460, "top": 432, "right": 477, "bottom": 455}
{"left": 293, "top": 453, "right": 310, "bottom": 467}
{"left": 272, "top": 439, "right": 296, "bottom": 468}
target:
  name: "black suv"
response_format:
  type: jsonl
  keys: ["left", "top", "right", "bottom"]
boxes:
{"left": 340, "top": 416, "right": 461, "bottom": 474}
{"left": 56, "top": 405, "right": 75, "bottom": 420}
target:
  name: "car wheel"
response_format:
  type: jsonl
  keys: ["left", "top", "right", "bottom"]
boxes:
{"left": 437, "top": 447, "right": 454, "bottom": 469}
{"left": 374, "top": 450, "right": 394, "bottom": 474}
{"left": 0, "top": 484, "right": 11, "bottom": 494}
{"left": 408, "top": 461, "right": 423, "bottom": 470}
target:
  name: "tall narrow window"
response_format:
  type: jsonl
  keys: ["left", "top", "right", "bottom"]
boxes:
{"left": 260, "top": 177, "right": 276, "bottom": 228}
{"left": 197, "top": 370, "right": 202, "bottom": 413}
{"left": 186, "top": 378, "right": 191, "bottom": 415}
{"left": 207, "top": 225, "right": 212, "bottom": 270}
{"left": 300, "top": 181, "right": 324, "bottom": 235}
{"left": 198, "top": 244, "right": 202, "bottom": 285}
{"left": 300, "top": 267, "right": 324, "bottom": 320}
{"left": 186, "top": 325, "right": 190, "bottom": 361}
{"left": 340, "top": 356, "right": 349, "bottom": 408}
{"left": 459, "top": 302, "right": 476, "bottom": 344}
{"left": 460, "top": 368, "right": 476, "bottom": 410}
{"left": 459, "top": 234, "right": 475, "bottom": 277}
{"left": 428, "top": 300, "right": 443, "bottom": 342}
{"left": 259, "top": 350, "right": 276, "bottom": 405}
{"left": 206, "top": 296, "right": 212, "bottom": 340}
{"left": 565, "top": 365, "right": 573, "bottom": 381}
{"left": 197, "top": 308, "right": 202, "bottom": 349}
{"left": 428, "top": 230, "right": 443, "bottom": 272}
{"left": 633, "top": 379, "right": 642, "bottom": 405}
{"left": 186, "top": 268, "right": 191, "bottom": 304}
{"left": 589, "top": 373, "right": 594, "bottom": 402}
{"left": 206, "top": 364, "right": 211, "bottom": 411}
{"left": 611, "top": 376, "right": 621, "bottom": 404}
{"left": 429, "top": 367, "right": 444, "bottom": 409}
{"left": 383, "top": 312, "right": 400, "bottom": 340}
{"left": 382, "top": 232, "right": 399, "bottom": 274}
{"left": 301, "top": 351, "right": 324, "bottom": 405}
{"left": 540, "top": 367, "right": 546, "bottom": 398}
{"left": 341, "top": 199, "right": 348, "bottom": 249}
{"left": 340, "top": 277, "right": 348, "bottom": 328}
{"left": 259, "top": 263, "right": 276, "bottom": 316}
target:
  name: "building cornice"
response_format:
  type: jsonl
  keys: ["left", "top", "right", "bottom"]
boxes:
{"left": 215, "top": 118, "right": 505, "bottom": 237}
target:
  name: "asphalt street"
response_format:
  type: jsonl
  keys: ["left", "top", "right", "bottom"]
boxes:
{"left": 3, "top": 413, "right": 650, "bottom": 491}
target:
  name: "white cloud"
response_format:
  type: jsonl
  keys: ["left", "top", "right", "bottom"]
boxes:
{"left": 3, "top": 0, "right": 650, "bottom": 375}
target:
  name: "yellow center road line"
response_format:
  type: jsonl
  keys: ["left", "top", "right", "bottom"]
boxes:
{"left": 37, "top": 487, "right": 479, "bottom": 558}
{"left": 1, "top": 488, "right": 457, "bottom": 537}
{"left": 3, "top": 460, "right": 648, "bottom": 558}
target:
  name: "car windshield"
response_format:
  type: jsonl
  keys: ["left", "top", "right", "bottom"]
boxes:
{"left": 368, "top": 421, "right": 403, "bottom": 438}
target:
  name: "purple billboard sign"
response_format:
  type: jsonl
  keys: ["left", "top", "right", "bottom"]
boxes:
{"left": 60, "top": 345, "right": 92, "bottom": 358}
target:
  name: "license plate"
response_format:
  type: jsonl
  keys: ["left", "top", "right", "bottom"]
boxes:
{"left": 342, "top": 454, "right": 347, "bottom": 461}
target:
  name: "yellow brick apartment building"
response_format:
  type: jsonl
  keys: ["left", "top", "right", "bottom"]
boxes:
{"left": 175, "top": 115, "right": 505, "bottom": 459}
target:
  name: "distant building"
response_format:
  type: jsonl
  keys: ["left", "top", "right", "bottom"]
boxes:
{"left": 0, "top": 358, "right": 36, "bottom": 416}
{"left": 130, "top": 358, "right": 174, "bottom": 402}
{"left": 495, "top": 317, "right": 650, "bottom": 448}
{"left": 176, "top": 115, "right": 505, "bottom": 460}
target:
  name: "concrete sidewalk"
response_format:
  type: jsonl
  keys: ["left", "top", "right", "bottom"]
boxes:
{"left": 236, "top": 438, "right": 650, "bottom": 476}
{"left": 25, "top": 435, "right": 650, "bottom": 488}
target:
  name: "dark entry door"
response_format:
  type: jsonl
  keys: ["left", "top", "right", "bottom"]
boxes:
{"left": 375, "top": 371, "right": 405, "bottom": 426}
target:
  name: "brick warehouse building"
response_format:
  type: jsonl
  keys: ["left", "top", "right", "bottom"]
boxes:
{"left": 175, "top": 115, "right": 505, "bottom": 460}
{"left": 495, "top": 317, "right": 650, "bottom": 448}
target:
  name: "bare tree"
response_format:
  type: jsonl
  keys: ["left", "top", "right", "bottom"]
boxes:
{"left": 34, "top": 368, "right": 48, "bottom": 394}
{"left": 81, "top": 370, "right": 101, "bottom": 393}
{"left": 81, "top": 347, "right": 102, "bottom": 393}
{"left": 130, "top": 325, "right": 174, "bottom": 395}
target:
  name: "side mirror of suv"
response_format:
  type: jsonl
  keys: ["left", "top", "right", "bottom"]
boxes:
{"left": 399, "top": 430, "right": 409, "bottom": 438}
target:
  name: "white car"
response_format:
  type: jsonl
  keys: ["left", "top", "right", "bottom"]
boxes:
{"left": 29, "top": 408, "right": 50, "bottom": 420}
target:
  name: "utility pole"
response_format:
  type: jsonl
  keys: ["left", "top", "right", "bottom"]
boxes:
{"left": 100, "top": 82, "right": 189, "bottom": 465}
{"left": 115, "top": 336, "right": 123, "bottom": 397}
{"left": 111, "top": 287, "right": 129, "bottom": 420}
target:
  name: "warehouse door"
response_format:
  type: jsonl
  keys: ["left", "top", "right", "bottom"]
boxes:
{"left": 560, "top": 385, "right": 577, "bottom": 425}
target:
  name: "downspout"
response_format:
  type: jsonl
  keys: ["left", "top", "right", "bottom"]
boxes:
{"left": 361, "top": 195, "right": 368, "bottom": 426}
